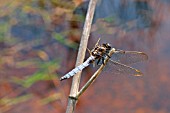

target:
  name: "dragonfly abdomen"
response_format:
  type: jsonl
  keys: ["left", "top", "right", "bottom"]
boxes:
{"left": 60, "top": 56, "right": 95, "bottom": 81}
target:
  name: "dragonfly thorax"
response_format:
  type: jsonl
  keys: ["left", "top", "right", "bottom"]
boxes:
{"left": 91, "top": 43, "right": 112, "bottom": 59}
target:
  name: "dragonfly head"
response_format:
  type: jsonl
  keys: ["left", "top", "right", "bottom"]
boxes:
{"left": 102, "top": 43, "right": 112, "bottom": 50}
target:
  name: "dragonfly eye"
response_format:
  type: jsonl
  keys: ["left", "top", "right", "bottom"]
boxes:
{"left": 106, "top": 43, "right": 111, "bottom": 49}
{"left": 102, "top": 43, "right": 106, "bottom": 47}
{"left": 103, "top": 43, "right": 111, "bottom": 48}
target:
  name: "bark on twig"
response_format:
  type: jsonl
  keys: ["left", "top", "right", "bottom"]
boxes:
{"left": 65, "top": 0, "right": 98, "bottom": 113}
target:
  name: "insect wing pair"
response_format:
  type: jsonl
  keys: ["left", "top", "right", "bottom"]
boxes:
{"left": 103, "top": 50, "right": 148, "bottom": 76}
{"left": 60, "top": 40, "right": 148, "bottom": 81}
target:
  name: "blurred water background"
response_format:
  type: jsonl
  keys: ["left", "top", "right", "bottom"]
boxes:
{"left": 0, "top": 0, "right": 170, "bottom": 113}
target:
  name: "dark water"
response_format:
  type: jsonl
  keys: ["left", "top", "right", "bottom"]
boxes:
{"left": 1, "top": 0, "right": 170, "bottom": 113}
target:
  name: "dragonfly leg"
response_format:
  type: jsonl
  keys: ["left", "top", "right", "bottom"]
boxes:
{"left": 102, "top": 57, "right": 105, "bottom": 65}
{"left": 97, "top": 56, "right": 107, "bottom": 65}
{"left": 87, "top": 48, "right": 92, "bottom": 55}
{"left": 105, "top": 53, "right": 111, "bottom": 58}
{"left": 97, "top": 58, "right": 101, "bottom": 65}
{"left": 95, "top": 38, "right": 101, "bottom": 47}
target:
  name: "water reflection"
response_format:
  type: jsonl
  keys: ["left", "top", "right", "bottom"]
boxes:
{"left": 73, "top": 0, "right": 153, "bottom": 31}
{"left": 0, "top": 0, "right": 170, "bottom": 113}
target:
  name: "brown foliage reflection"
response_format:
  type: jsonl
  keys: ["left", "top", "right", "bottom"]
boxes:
{"left": 1, "top": 0, "right": 170, "bottom": 113}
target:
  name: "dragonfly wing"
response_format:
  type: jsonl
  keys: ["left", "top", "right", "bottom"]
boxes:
{"left": 111, "top": 50, "right": 148, "bottom": 65}
{"left": 104, "top": 59, "right": 143, "bottom": 76}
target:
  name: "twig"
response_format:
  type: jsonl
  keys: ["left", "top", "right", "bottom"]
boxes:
{"left": 77, "top": 48, "right": 116, "bottom": 98}
{"left": 65, "top": 0, "right": 98, "bottom": 113}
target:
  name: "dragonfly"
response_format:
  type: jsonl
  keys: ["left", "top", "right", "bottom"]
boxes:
{"left": 60, "top": 39, "right": 148, "bottom": 81}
